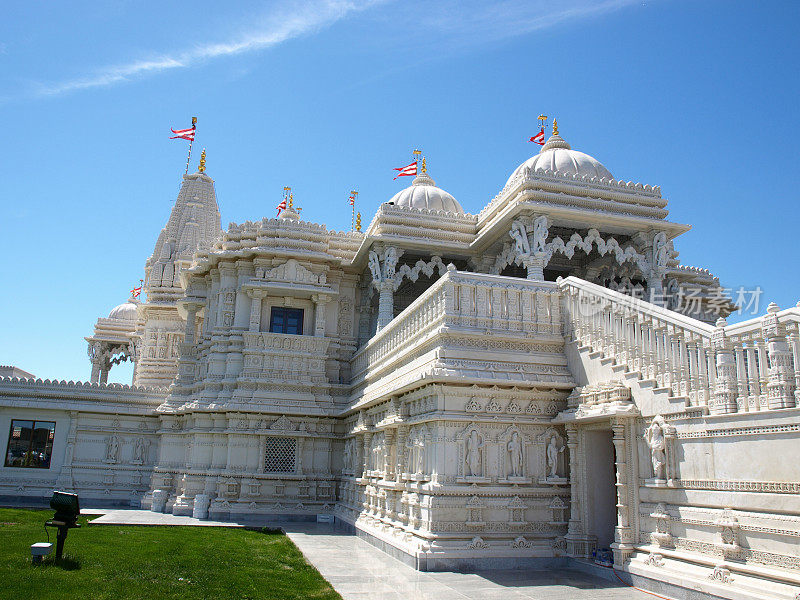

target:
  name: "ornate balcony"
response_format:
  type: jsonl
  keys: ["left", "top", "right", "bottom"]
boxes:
{"left": 350, "top": 270, "right": 570, "bottom": 404}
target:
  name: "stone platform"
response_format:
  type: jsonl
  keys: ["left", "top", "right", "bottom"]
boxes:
{"left": 80, "top": 508, "right": 662, "bottom": 599}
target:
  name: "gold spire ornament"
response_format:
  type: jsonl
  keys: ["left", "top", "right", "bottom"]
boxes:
{"left": 198, "top": 148, "right": 206, "bottom": 173}
{"left": 421, "top": 157, "right": 427, "bottom": 174}
{"left": 552, "top": 118, "right": 559, "bottom": 136}
{"left": 356, "top": 212, "right": 362, "bottom": 232}
{"left": 288, "top": 193, "right": 302, "bottom": 214}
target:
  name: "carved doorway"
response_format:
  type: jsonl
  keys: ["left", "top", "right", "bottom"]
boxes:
{"left": 584, "top": 429, "right": 616, "bottom": 553}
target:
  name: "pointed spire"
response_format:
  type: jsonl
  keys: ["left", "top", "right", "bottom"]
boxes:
{"left": 198, "top": 148, "right": 207, "bottom": 174}
{"left": 421, "top": 157, "right": 427, "bottom": 174}
{"left": 355, "top": 212, "right": 362, "bottom": 232}
{"left": 552, "top": 118, "right": 559, "bottom": 136}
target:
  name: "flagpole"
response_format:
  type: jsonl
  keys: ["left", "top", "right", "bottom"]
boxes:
{"left": 184, "top": 116, "right": 197, "bottom": 175}
{"left": 350, "top": 190, "right": 357, "bottom": 232}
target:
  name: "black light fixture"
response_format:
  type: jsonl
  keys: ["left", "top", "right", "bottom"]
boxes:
{"left": 45, "top": 491, "right": 81, "bottom": 561}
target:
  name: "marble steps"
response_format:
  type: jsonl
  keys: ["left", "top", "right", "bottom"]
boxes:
{"left": 576, "top": 344, "right": 694, "bottom": 416}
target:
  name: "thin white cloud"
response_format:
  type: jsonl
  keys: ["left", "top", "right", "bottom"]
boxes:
{"left": 34, "top": 0, "right": 382, "bottom": 96}
{"left": 30, "top": 0, "right": 644, "bottom": 98}
{"left": 415, "top": 0, "right": 644, "bottom": 44}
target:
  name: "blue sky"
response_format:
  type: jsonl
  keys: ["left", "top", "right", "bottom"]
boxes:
{"left": 1, "top": 0, "right": 798, "bottom": 384}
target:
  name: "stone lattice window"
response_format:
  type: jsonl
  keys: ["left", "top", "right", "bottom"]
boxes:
{"left": 264, "top": 437, "right": 296, "bottom": 473}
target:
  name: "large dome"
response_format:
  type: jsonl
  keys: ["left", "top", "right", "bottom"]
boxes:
{"left": 108, "top": 300, "right": 138, "bottom": 321}
{"left": 506, "top": 132, "right": 613, "bottom": 187}
{"left": 389, "top": 171, "right": 464, "bottom": 214}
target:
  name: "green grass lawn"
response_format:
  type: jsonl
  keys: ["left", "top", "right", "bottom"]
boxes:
{"left": 0, "top": 508, "right": 341, "bottom": 600}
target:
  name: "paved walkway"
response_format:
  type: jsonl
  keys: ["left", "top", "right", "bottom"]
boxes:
{"left": 86, "top": 509, "right": 658, "bottom": 600}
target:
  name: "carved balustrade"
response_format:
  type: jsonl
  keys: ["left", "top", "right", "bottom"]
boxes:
{"left": 241, "top": 331, "right": 330, "bottom": 384}
{"left": 351, "top": 270, "right": 561, "bottom": 381}
{"left": 560, "top": 277, "right": 799, "bottom": 414}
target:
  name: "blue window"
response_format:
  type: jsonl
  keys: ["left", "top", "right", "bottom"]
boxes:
{"left": 269, "top": 307, "right": 304, "bottom": 335}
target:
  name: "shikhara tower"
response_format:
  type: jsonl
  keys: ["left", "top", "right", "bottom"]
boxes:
{"left": 2, "top": 127, "right": 800, "bottom": 600}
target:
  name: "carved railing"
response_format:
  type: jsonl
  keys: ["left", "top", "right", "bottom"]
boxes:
{"left": 559, "top": 276, "right": 799, "bottom": 414}
{"left": 241, "top": 332, "right": 330, "bottom": 384}
{"left": 351, "top": 270, "right": 561, "bottom": 381}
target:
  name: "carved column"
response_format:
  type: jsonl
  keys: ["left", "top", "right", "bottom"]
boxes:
{"left": 565, "top": 423, "right": 593, "bottom": 557}
{"left": 355, "top": 434, "right": 365, "bottom": 478}
{"left": 745, "top": 344, "right": 761, "bottom": 411}
{"left": 248, "top": 291, "right": 265, "bottom": 332}
{"left": 369, "top": 246, "right": 402, "bottom": 333}
{"left": 184, "top": 305, "right": 199, "bottom": 343}
{"left": 384, "top": 428, "right": 395, "bottom": 481}
{"left": 312, "top": 294, "right": 330, "bottom": 337}
{"left": 377, "top": 285, "right": 394, "bottom": 331}
{"left": 362, "top": 432, "right": 373, "bottom": 476}
{"left": 611, "top": 418, "right": 634, "bottom": 566}
{"left": 711, "top": 318, "right": 738, "bottom": 415}
{"left": 761, "top": 303, "right": 797, "bottom": 409}
{"left": 395, "top": 425, "right": 409, "bottom": 482}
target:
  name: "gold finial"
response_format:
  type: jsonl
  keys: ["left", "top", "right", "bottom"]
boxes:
{"left": 198, "top": 148, "right": 206, "bottom": 173}
{"left": 552, "top": 118, "right": 558, "bottom": 136}
{"left": 356, "top": 212, "right": 362, "bottom": 232}
{"left": 421, "top": 157, "right": 427, "bottom": 174}
{"left": 191, "top": 116, "right": 197, "bottom": 126}
{"left": 288, "top": 193, "right": 294, "bottom": 208}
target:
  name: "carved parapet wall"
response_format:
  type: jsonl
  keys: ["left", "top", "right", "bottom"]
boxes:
{"left": 241, "top": 332, "right": 330, "bottom": 384}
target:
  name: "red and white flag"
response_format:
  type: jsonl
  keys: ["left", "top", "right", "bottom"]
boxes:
{"left": 348, "top": 193, "right": 355, "bottom": 206}
{"left": 276, "top": 199, "right": 287, "bottom": 216}
{"left": 393, "top": 160, "right": 417, "bottom": 180}
{"left": 529, "top": 128, "right": 545, "bottom": 145}
{"left": 170, "top": 126, "right": 196, "bottom": 141}
{"left": 130, "top": 286, "right": 142, "bottom": 299}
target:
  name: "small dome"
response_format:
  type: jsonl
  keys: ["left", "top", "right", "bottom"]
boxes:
{"left": 108, "top": 300, "right": 138, "bottom": 321}
{"left": 389, "top": 171, "right": 464, "bottom": 214}
{"left": 506, "top": 132, "right": 613, "bottom": 187}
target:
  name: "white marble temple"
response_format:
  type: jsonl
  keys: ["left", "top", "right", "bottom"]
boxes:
{"left": 2, "top": 132, "right": 799, "bottom": 600}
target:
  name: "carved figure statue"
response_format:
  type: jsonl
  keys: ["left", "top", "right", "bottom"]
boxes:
{"left": 343, "top": 439, "right": 352, "bottom": 471}
{"left": 546, "top": 435, "right": 564, "bottom": 478}
{"left": 368, "top": 250, "right": 381, "bottom": 282}
{"left": 644, "top": 420, "right": 667, "bottom": 479}
{"left": 510, "top": 220, "right": 531, "bottom": 257}
{"left": 465, "top": 430, "right": 483, "bottom": 477}
{"left": 415, "top": 437, "right": 425, "bottom": 474}
{"left": 133, "top": 437, "right": 147, "bottom": 463}
{"left": 652, "top": 231, "right": 669, "bottom": 273}
{"left": 105, "top": 435, "right": 120, "bottom": 463}
{"left": 384, "top": 246, "right": 399, "bottom": 280}
{"left": 507, "top": 431, "right": 524, "bottom": 477}
{"left": 532, "top": 215, "right": 549, "bottom": 254}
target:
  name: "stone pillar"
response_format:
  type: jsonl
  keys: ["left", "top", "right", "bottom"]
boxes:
{"left": 711, "top": 318, "right": 738, "bottom": 415}
{"left": 355, "top": 434, "right": 365, "bottom": 478}
{"left": 565, "top": 423, "right": 593, "bottom": 557}
{"left": 761, "top": 303, "right": 797, "bottom": 409}
{"left": 384, "top": 428, "right": 395, "bottom": 481}
{"left": 395, "top": 425, "right": 409, "bottom": 483}
{"left": 90, "top": 359, "right": 101, "bottom": 384}
{"left": 362, "top": 432, "right": 373, "bottom": 476}
{"left": 377, "top": 285, "right": 394, "bottom": 332}
{"left": 248, "top": 291, "right": 265, "bottom": 332}
{"left": 524, "top": 253, "right": 548, "bottom": 281}
{"left": 312, "top": 294, "right": 330, "bottom": 337}
{"left": 610, "top": 419, "right": 634, "bottom": 566}
{"left": 184, "top": 306, "right": 198, "bottom": 343}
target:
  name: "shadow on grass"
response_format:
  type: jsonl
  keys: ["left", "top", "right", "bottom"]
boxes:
{"left": 36, "top": 554, "right": 82, "bottom": 570}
